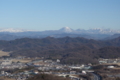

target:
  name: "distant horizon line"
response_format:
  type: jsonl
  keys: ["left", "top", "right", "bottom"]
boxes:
{"left": 0, "top": 27, "right": 120, "bottom": 32}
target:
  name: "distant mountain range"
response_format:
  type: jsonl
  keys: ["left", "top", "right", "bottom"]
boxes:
{"left": 0, "top": 27, "right": 120, "bottom": 40}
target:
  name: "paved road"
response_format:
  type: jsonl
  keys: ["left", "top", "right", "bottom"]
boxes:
{"left": 91, "top": 73, "right": 101, "bottom": 80}
{"left": 71, "top": 77, "right": 79, "bottom": 80}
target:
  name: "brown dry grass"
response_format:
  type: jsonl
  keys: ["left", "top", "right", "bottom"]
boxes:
{"left": 115, "top": 63, "right": 120, "bottom": 65}
{"left": 102, "top": 63, "right": 120, "bottom": 65}
{"left": 0, "top": 50, "right": 31, "bottom": 63}
{"left": 0, "top": 50, "right": 10, "bottom": 57}
{"left": 12, "top": 59, "right": 32, "bottom": 63}
{"left": 0, "top": 76, "right": 15, "bottom": 80}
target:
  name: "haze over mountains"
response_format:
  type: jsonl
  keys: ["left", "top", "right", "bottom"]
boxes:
{"left": 0, "top": 27, "right": 120, "bottom": 40}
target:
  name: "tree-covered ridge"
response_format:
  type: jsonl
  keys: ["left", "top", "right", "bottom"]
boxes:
{"left": 0, "top": 37, "right": 120, "bottom": 64}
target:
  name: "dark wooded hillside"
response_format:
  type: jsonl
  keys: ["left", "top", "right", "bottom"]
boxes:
{"left": 0, "top": 37, "right": 120, "bottom": 64}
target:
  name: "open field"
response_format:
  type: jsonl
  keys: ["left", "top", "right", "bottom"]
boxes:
{"left": 12, "top": 59, "right": 32, "bottom": 63}
{"left": 0, "top": 50, "right": 32, "bottom": 63}
{"left": 0, "top": 77, "right": 15, "bottom": 80}
{"left": 115, "top": 63, "right": 120, "bottom": 66}
{"left": 0, "top": 50, "right": 10, "bottom": 57}
{"left": 0, "top": 59, "right": 32, "bottom": 63}
{"left": 102, "top": 63, "right": 120, "bottom": 66}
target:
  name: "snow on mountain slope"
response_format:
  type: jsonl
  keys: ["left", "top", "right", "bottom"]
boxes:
{"left": 0, "top": 28, "right": 32, "bottom": 33}
{"left": 77, "top": 28, "right": 120, "bottom": 34}
{"left": 0, "top": 27, "right": 120, "bottom": 34}
{"left": 0, "top": 27, "right": 120, "bottom": 40}
{"left": 59, "top": 27, "right": 74, "bottom": 33}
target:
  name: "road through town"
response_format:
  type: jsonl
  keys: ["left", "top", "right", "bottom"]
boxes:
{"left": 91, "top": 73, "right": 101, "bottom": 80}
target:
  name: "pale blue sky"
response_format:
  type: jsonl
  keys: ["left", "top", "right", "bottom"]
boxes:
{"left": 0, "top": 0, "right": 120, "bottom": 31}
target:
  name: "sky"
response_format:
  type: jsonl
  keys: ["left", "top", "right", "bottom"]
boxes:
{"left": 0, "top": 0, "right": 120, "bottom": 31}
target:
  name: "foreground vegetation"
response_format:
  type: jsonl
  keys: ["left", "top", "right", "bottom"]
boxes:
{"left": 27, "top": 74, "right": 71, "bottom": 80}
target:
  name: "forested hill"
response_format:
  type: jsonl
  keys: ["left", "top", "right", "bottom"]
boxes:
{"left": 0, "top": 37, "right": 120, "bottom": 64}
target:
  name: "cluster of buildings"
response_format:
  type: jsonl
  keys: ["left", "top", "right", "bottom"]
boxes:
{"left": 0, "top": 56, "right": 92, "bottom": 80}
{"left": 27, "top": 59, "right": 91, "bottom": 71}
{"left": 0, "top": 60, "right": 27, "bottom": 69}
{"left": 99, "top": 58, "right": 120, "bottom": 64}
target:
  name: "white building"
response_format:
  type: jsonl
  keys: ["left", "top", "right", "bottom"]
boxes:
{"left": 1, "top": 60, "right": 12, "bottom": 65}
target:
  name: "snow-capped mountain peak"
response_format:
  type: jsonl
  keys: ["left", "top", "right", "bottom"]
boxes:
{"left": 59, "top": 27, "right": 73, "bottom": 33}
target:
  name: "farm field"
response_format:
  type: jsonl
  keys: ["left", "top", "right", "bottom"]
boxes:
{"left": 0, "top": 77, "right": 15, "bottom": 80}
{"left": 0, "top": 50, "right": 10, "bottom": 57}
{"left": 12, "top": 59, "right": 32, "bottom": 63}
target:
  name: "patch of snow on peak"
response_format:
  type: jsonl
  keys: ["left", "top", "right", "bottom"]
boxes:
{"left": 60, "top": 27, "right": 73, "bottom": 33}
